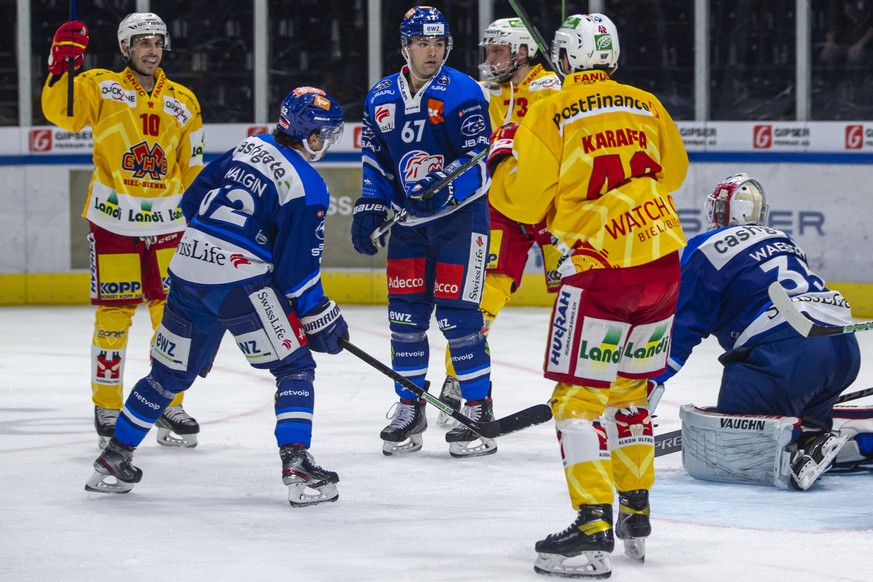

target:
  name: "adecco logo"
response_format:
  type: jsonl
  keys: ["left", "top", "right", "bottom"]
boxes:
{"left": 752, "top": 125, "right": 772, "bottom": 149}
{"left": 29, "top": 129, "right": 53, "bottom": 152}
{"left": 247, "top": 126, "right": 269, "bottom": 136}
{"left": 845, "top": 125, "right": 864, "bottom": 149}
{"left": 353, "top": 126, "right": 363, "bottom": 149}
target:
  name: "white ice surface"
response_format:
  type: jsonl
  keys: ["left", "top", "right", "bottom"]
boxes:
{"left": 1, "top": 305, "right": 871, "bottom": 581}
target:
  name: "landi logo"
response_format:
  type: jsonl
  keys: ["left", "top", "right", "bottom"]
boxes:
{"left": 247, "top": 126, "right": 269, "bottom": 136}
{"left": 752, "top": 125, "right": 772, "bottom": 149}
{"left": 29, "top": 129, "right": 53, "bottom": 152}
{"left": 845, "top": 125, "right": 864, "bottom": 150}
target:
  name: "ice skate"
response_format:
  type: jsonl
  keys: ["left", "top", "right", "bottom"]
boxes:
{"left": 155, "top": 405, "right": 199, "bottom": 448}
{"left": 445, "top": 397, "right": 497, "bottom": 458}
{"left": 436, "top": 375, "right": 462, "bottom": 428}
{"left": 789, "top": 431, "right": 849, "bottom": 490}
{"left": 534, "top": 504, "right": 614, "bottom": 578}
{"left": 380, "top": 398, "right": 427, "bottom": 455}
{"left": 280, "top": 444, "right": 339, "bottom": 507}
{"left": 85, "top": 437, "right": 142, "bottom": 494}
{"left": 615, "top": 489, "right": 651, "bottom": 562}
{"left": 94, "top": 406, "right": 120, "bottom": 449}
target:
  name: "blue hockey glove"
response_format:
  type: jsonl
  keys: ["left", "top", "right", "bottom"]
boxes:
{"left": 300, "top": 300, "right": 348, "bottom": 355}
{"left": 351, "top": 197, "right": 389, "bottom": 255}
{"left": 405, "top": 170, "right": 456, "bottom": 218}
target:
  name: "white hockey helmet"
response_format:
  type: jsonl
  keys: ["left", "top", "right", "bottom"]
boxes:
{"left": 551, "top": 13, "right": 619, "bottom": 76}
{"left": 704, "top": 173, "right": 769, "bottom": 230}
{"left": 478, "top": 18, "right": 538, "bottom": 83}
{"left": 118, "top": 12, "right": 171, "bottom": 53}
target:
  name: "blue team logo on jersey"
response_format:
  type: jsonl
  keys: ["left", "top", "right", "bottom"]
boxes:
{"left": 461, "top": 114, "right": 486, "bottom": 136}
{"left": 400, "top": 150, "right": 444, "bottom": 186}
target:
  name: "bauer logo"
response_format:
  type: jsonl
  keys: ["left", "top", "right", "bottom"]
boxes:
{"left": 845, "top": 125, "right": 864, "bottom": 149}
{"left": 375, "top": 103, "right": 395, "bottom": 132}
{"left": 753, "top": 125, "right": 772, "bottom": 149}
{"left": 29, "top": 129, "right": 52, "bottom": 152}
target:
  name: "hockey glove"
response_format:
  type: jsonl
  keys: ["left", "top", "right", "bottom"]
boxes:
{"left": 486, "top": 122, "right": 518, "bottom": 177}
{"left": 405, "top": 170, "right": 456, "bottom": 218}
{"left": 48, "top": 21, "right": 89, "bottom": 76}
{"left": 300, "top": 300, "right": 348, "bottom": 355}
{"left": 351, "top": 197, "right": 389, "bottom": 255}
{"left": 647, "top": 380, "right": 665, "bottom": 414}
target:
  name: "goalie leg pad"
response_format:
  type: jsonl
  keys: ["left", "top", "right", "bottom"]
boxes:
{"left": 679, "top": 404, "right": 803, "bottom": 488}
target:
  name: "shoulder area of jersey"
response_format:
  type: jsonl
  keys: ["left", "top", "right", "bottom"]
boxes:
{"left": 692, "top": 224, "right": 790, "bottom": 251}
{"left": 368, "top": 75, "right": 400, "bottom": 101}
{"left": 528, "top": 74, "right": 561, "bottom": 92}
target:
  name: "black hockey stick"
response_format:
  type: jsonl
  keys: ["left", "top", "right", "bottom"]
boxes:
{"left": 654, "top": 429, "right": 682, "bottom": 457}
{"left": 507, "top": 0, "right": 564, "bottom": 78}
{"left": 339, "top": 337, "right": 552, "bottom": 439}
{"left": 767, "top": 282, "right": 873, "bottom": 337}
{"left": 67, "top": 0, "right": 78, "bottom": 116}
{"left": 369, "top": 149, "right": 488, "bottom": 246}
{"left": 654, "top": 385, "right": 873, "bottom": 457}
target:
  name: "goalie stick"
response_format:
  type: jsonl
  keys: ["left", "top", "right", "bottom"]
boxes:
{"left": 369, "top": 149, "right": 488, "bottom": 246}
{"left": 767, "top": 282, "right": 873, "bottom": 337}
{"left": 339, "top": 337, "right": 552, "bottom": 439}
{"left": 654, "top": 385, "right": 873, "bottom": 457}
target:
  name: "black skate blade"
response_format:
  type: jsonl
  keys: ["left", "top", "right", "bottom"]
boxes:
{"left": 469, "top": 403, "right": 553, "bottom": 439}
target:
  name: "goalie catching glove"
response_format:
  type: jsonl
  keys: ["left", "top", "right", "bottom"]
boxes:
{"left": 300, "top": 300, "right": 348, "bottom": 355}
{"left": 486, "top": 122, "right": 518, "bottom": 176}
{"left": 48, "top": 21, "right": 89, "bottom": 76}
{"left": 404, "top": 170, "right": 457, "bottom": 218}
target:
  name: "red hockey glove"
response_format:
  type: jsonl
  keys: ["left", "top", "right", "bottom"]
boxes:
{"left": 48, "top": 21, "right": 89, "bottom": 76}
{"left": 486, "top": 122, "right": 519, "bottom": 177}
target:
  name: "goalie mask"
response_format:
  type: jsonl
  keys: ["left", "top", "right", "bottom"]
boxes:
{"left": 277, "top": 87, "right": 344, "bottom": 161}
{"left": 118, "top": 12, "right": 171, "bottom": 53}
{"left": 400, "top": 6, "right": 453, "bottom": 68}
{"left": 552, "top": 13, "right": 619, "bottom": 76}
{"left": 478, "top": 18, "right": 538, "bottom": 83}
{"left": 705, "top": 173, "right": 769, "bottom": 230}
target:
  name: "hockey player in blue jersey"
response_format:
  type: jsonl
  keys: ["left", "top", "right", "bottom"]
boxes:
{"left": 650, "top": 173, "right": 865, "bottom": 490}
{"left": 350, "top": 6, "right": 494, "bottom": 457}
{"left": 85, "top": 87, "right": 350, "bottom": 507}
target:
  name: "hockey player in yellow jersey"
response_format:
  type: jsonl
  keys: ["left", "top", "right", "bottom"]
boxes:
{"left": 486, "top": 14, "right": 688, "bottom": 578}
{"left": 41, "top": 13, "right": 205, "bottom": 449}
{"left": 437, "top": 18, "right": 563, "bottom": 428}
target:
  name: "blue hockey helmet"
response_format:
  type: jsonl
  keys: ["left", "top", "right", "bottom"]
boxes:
{"left": 277, "top": 87, "right": 344, "bottom": 160}
{"left": 400, "top": 6, "right": 453, "bottom": 55}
